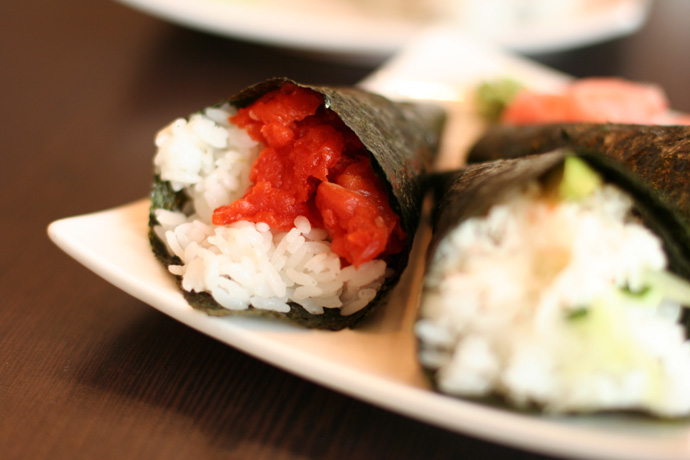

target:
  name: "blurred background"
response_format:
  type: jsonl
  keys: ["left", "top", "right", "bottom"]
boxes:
{"left": 6, "top": 0, "right": 688, "bottom": 211}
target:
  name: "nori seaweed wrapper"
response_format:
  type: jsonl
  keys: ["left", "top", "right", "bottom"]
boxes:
{"left": 149, "top": 77, "right": 446, "bottom": 330}
{"left": 426, "top": 148, "right": 690, "bottom": 333}
{"left": 466, "top": 123, "right": 690, "bottom": 224}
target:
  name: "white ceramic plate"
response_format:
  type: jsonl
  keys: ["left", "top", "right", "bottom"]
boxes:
{"left": 114, "top": 0, "right": 651, "bottom": 62}
{"left": 48, "top": 30, "right": 690, "bottom": 460}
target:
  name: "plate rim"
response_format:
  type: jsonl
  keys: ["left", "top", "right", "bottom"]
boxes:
{"left": 113, "top": 0, "right": 652, "bottom": 61}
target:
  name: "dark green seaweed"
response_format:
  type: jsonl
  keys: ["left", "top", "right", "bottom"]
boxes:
{"left": 149, "top": 78, "right": 446, "bottom": 330}
{"left": 466, "top": 123, "right": 690, "bottom": 224}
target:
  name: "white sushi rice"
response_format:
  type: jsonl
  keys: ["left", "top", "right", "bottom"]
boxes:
{"left": 152, "top": 104, "right": 388, "bottom": 317}
{"left": 416, "top": 181, "right": 690, "bottom": 417}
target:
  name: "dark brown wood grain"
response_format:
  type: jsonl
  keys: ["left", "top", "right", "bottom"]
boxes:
{"left": 3, "top": 1, "right": 690, "bottom": 459}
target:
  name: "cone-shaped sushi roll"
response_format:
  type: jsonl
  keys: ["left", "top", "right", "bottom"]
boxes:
{"left": 149, "top": 78, "right": 445, "bottom": 330}
{"left": 416, "top": 149, "right": 690, "bottom": 417}
{"left": 467, "top": 123, "right": 690, "bottom": 224}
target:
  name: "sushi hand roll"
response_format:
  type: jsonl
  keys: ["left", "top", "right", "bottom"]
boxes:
{"left": 416, "top": 149, "right": 690, "bottom": 417}
{"left": 149, "top": 78, "right": 444, "bottom": 330}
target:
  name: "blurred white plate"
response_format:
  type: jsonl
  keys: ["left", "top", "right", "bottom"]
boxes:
{"left": 48, "top": 29, "right": 690, "bottom": 460}
{"left": 114, "top": 0, "right": 651, "bottom": 62}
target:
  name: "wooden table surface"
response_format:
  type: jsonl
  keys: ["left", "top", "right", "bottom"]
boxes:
{"left": 3, "top": 1, "right": 690, "bottom": 459}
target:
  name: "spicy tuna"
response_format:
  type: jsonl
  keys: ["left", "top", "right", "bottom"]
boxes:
{"left": 212, "top": 83, "right": 404, "bottom": 268}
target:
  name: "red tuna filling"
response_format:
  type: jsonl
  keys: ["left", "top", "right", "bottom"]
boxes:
{"left": 212, "top": 83, "right": 405, "bottom": 267}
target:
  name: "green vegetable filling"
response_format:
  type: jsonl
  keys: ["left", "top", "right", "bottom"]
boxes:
{"left": 566, "top": 307, "right": 589, "bottom": 320}
{"left": 558, "top": 155, "right": 603, "bottom": 201}
{"left": 475, "top": 78, "right": 523, "bottom": 122}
